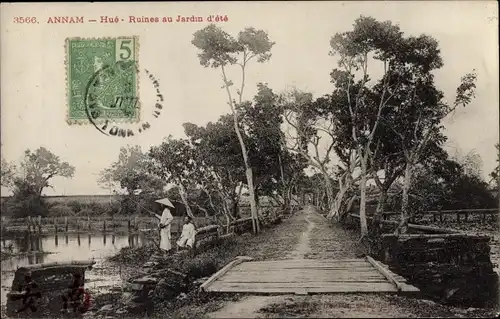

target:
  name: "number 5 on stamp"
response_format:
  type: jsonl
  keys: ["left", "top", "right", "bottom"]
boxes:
{"left": 65, "top": 36, "right": 140, "bottom": 124}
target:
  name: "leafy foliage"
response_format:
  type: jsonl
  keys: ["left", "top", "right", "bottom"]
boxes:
{"left": 20, "top": 147, "right": 75, "bottom": 196}
{"left": 2, "top": 147, "right": 75, "bottom": 217}
{"left": 1, "top": 157, "right": 16, "bottom": 188}
{"left": 489, "top": 143, "right": 500, "bottom": 188}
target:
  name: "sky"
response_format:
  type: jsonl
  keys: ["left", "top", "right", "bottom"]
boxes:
{"left": 1, "top": 1, "right": 498, "bottom": 196}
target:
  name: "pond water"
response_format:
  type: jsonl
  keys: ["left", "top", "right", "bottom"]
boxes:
{"left": 0, "top": 232, "right": 146, "bottom": 310}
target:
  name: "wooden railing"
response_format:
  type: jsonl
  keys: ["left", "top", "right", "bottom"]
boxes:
{"left": 369, "top": 208, "right": 499, "bottom": 224}
{"left": 0, "top": 215, "right": 213, "bottom": 235}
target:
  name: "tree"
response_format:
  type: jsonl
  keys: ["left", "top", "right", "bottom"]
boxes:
{"left": 328, "top": 16, "right": 407, "bottom": 236}
{"left": 184, "top": 118, "right": 246, "bottom": 229}
{"left": 19, "top": 147, "right": 75, "bottom": 198}
{"left": 384, "top": 59, "right": 477, "bottom": 233}
{"left": 490, "top": 143, "right": 500, "bottom": 208}
{"left": 239, "top": 83, "right": 307, "bottom": 211}
{"left": 490, "top": 143, "right": 499, "bottom": 186}
{"left": 453, "top": 149, "right": 483, "bottom": 178}
{"left": 391, "top": 154, "right": 497, "bottom": 213}
{"left": 2, "top": 147, "right": 75, "bottom": 217}
{"left": 327, "top": 16, "right": 477, "bottom": 234}
{"left": 98, "top": 145, "right": 166, "bottom": 214}
{"left": 192, "top": 24, "right": 275, "bottom": 234}
{"left": 1, "top": 157, "right": 16, "bottom": 188}
{"left": 282, "top": 91, "right": 335, "bottom": 212}
{"left": 148, "top": 137, "right": 196, "bottom": 219}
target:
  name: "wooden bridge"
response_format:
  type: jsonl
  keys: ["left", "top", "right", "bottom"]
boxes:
{"left": 201, "top": 256, "right": 419, "bottom": 295}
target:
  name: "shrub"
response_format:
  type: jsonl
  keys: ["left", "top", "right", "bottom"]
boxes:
{"left": 67, "top": 200, "right": 83, "bottom": 213}
{"left": 48, "top": 204, "right": 74, "bottom": 217}
{"left": 80, "top": 201, "right": 120, "bottom": 216}
{"left": 77, "top": 208, "right": 97, "bottom": 217}
{"left": 5, "top": 179, "right": 51, "bottom": 217}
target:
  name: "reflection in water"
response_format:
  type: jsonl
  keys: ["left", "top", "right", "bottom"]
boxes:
{"left": 128, "top": 234, "right": 141, "bottom": 248}
{"left": 1, "top": 233, "right": 147, "bottom": 309}
{"left": 3, "top": 233, "right": 146, "bottom": 255}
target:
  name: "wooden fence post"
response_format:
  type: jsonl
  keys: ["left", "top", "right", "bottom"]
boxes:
{"left": 88, "top": 216, "right": 91, "bottom": 232}
{"left": 38, "top": 216, "right": 42, "bottom": 233}
{"left": 103, "top": 219, "right": 107, "bottom": 232}
{"left": 128, "top": 218, "right": 131, "bottom": 232}
{"left": 77, "top": 217, "right": 80, "bottom": 233}
{"left": 65, "top": 217, "right": 68, "bottom": 233}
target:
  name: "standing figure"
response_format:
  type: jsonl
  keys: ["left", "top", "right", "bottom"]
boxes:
{"left": 14, "top": 272, "right": 41, "bottom": 313}
{"left": 159, "top": 206, "right": 174, "bottom": 253}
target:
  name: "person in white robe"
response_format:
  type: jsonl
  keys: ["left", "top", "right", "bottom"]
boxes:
{"left": 176, "top": 216, "right": 196, "bottom": 252}
{"left": 159, "top": 207, "right": 174, "bottom": 252}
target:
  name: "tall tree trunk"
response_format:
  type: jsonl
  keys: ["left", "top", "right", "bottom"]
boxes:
{"left": 231, "top": 183, "right": 243, "bottom": 218}
{"left": 374, "top": 188, "right": 387, "bottom": 221}
{"left": 318, "top": 173, "right": 336, "bottom": 214}
{"left": 397, "top": 162, "right": 413, "bottom": 234}
{"left": 177, "top": 183, "right": 194, "bottom": 219}
{"left": 370, "top": 188, "right": 386, "bottom": 251}
{"left": 221, "top": 66, "right": 259, "bottom": 234}
{"left": 359, "top": 152, "right": 368, "bottom": 236}
{"left": 327, "top": 186, "right": 345, "bottom": 221}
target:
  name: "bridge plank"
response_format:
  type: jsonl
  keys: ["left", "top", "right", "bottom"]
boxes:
{"left": 217, "top": 277, "right": 387, "bottom": 284}
{"left": 222, "top": 271, "right": 384, "bottom": 278}
{"left": 202, "top": 257, "right": 411, "bottom": 295}
{"left": 210, "top": 282, "right": 397, "bottom": 289}
{"left": 208, "top": 283, "right": 398, "bottom": 294}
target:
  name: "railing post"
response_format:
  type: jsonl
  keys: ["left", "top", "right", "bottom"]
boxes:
{"left": 103, "top": 219, "right": 106, "bottom": 232}
{"left": 88, "top": 216, "right": 91, "bottom": 232}
{"left": 77, "top": 217, "right": 80, "bottom": 233}
{"left": 38, "top": 216, "right": 42, "bottom": 233}
{"left": 128, "top": 218, "right": 131, "bottom": 232}
{"left": 65, "top": 217, "right": 68, "bottom": 233}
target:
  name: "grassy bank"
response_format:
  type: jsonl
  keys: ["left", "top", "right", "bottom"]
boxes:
{"left": 100, "top": 212, "right": 306, "bottom": 318}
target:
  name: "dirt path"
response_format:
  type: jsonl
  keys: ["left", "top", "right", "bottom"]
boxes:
{"left": 208, "top": 207, "right": 318, "bottom": 319}
{"left": 207, "top": 207, "right": 497, "bottom": 318}
{"left": 285, "top": 210, "right": 315, "bottom": 259}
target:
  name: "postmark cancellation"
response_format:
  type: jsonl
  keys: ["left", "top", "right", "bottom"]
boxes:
{"left": 65, "top": 36, "right": 140, "bottom": 125}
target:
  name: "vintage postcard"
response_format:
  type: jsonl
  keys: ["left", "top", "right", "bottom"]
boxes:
{"left": 1, "top": 1, "right": 499, "bottom": 318}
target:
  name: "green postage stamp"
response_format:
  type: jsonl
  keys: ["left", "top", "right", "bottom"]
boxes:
{"left": 66, "top": 36, "right": 140, "bottom": 124}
